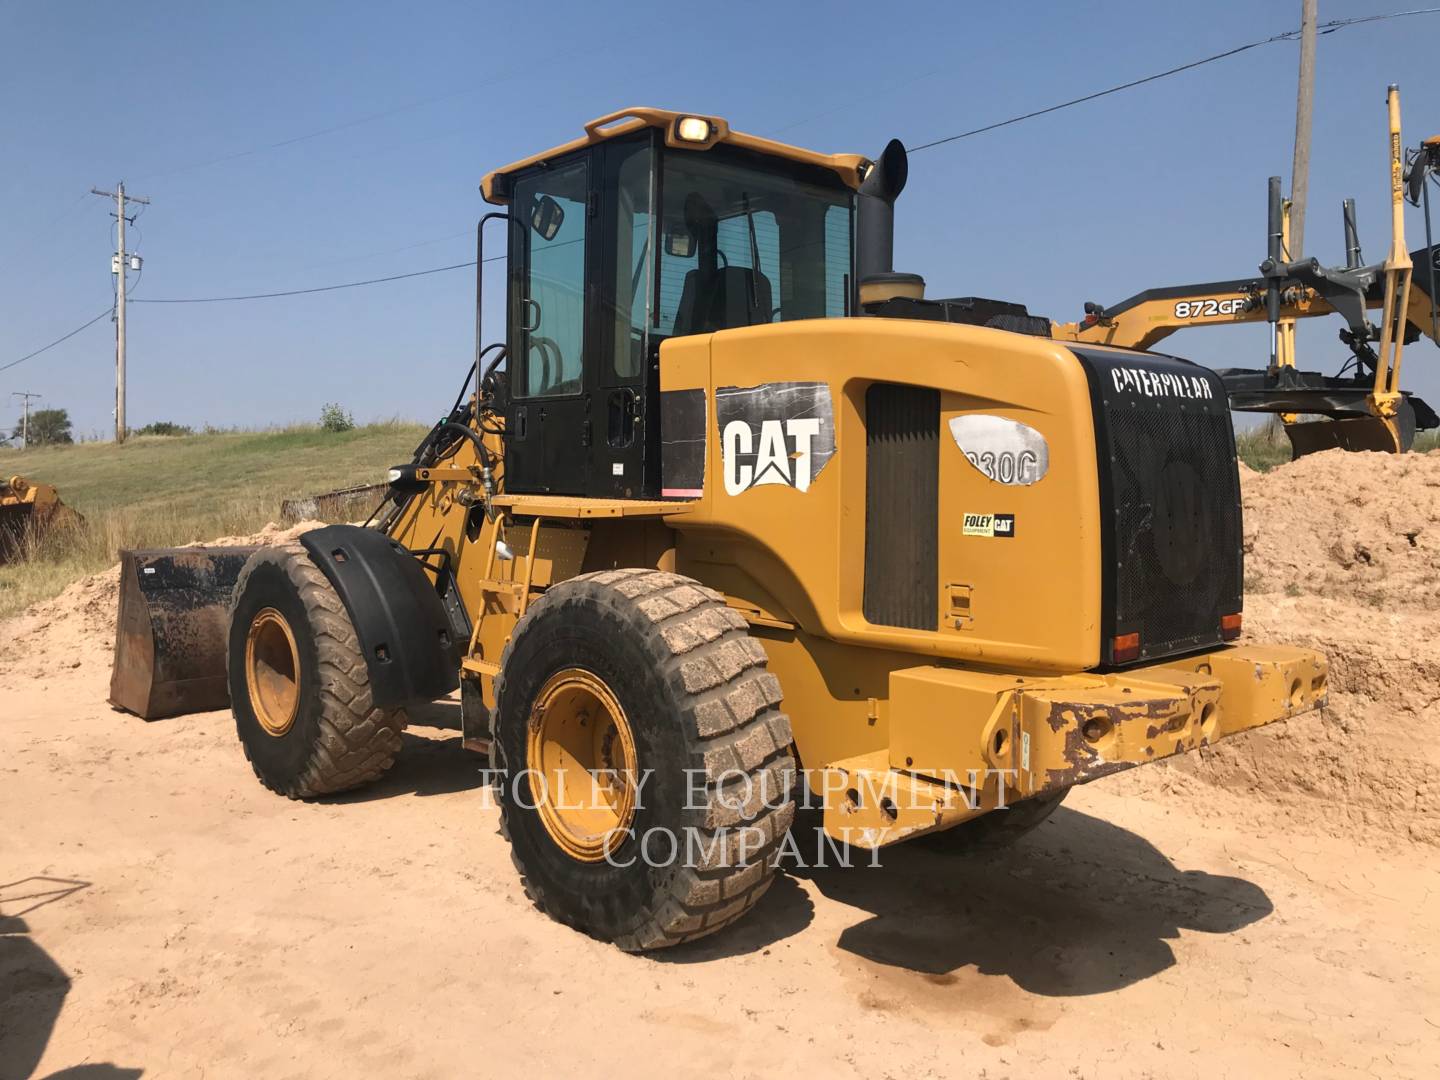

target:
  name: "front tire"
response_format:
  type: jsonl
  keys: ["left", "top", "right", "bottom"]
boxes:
{"left": 494, "top": 569, "right": 795, "bottom": 951}
{"left": 227, "top": 541, "right": 407, "bottom": 798}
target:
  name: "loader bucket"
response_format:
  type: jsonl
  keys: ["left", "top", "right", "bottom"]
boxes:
{"left": 109, "top": 546, "right": 260, "bottom": 720}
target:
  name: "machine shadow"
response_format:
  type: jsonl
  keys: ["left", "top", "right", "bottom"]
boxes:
{"left": 799, "top": 806, "right": 1272, "bottom": 997}
{"left": 1, "top": 882, "right": 140, "bottom": 1079}
{"left": 0, "top": 915, "right": 71, "bottom": 1080}
{"left": 327, "top": 700, "right": 489, "bottom": 803}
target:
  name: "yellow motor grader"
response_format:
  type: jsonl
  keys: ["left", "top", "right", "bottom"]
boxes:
{"left": 112, "top": 107, "right": 1327, "bottom": 951}
{"left": 1053, "top": 86, "right": 1440, "bottom": 458}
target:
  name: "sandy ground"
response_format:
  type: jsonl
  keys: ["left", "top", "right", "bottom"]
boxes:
{"left": 4, "top": 457, "right": 1440, "bottom": 1078}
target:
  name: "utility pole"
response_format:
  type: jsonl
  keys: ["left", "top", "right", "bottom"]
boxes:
{"left": 10, "top": 392, "right": 40, "bottom": 450}
{"left": 1289, "top": 0, "right": 1318, "bottom": 257}
{"left": 91, "top": 182, "right": 149, "bottom": 444}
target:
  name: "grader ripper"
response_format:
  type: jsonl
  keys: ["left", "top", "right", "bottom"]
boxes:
{"left": 113, "top": 108, "right": 1327, "bottom": 951}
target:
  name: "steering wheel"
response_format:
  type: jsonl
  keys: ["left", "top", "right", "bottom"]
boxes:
{"left": 528, "top": 335, "right": 562, "bottom": 392}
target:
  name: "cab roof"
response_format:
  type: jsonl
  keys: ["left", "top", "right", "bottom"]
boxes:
{"left": 479, "top": 107, "right": 869, "bottom": 204}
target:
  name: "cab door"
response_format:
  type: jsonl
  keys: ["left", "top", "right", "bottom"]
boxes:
{"left": 506, "top": 156, "right": 596, "bottom": 494}
{"left": 591, "top": 136, "right": 656, "bottom": 498}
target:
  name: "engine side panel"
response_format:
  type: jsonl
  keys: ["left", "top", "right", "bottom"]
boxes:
{"left": 659, "top": 317, "right": 1104, "bottom": 673}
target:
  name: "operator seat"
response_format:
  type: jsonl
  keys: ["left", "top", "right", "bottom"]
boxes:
{"left": 670, "top": 189, "right": 775, "bottom": 336}
{"left": 672, "top": 265, "right": 774, "bottom": 335}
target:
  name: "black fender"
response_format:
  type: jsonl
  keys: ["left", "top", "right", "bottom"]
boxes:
{"left": 299, "top": 524, "right": 460, "bottom": 709}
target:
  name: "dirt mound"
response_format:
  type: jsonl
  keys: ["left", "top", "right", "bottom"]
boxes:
{"left": 1154, "top": 449, "right": 1440, "bottom": 845}
{"left": 1240, "top": 449, "right": 1440, "bottom": 609}
{"left": 0, "top": 521, "right": 324, "bottom": 679}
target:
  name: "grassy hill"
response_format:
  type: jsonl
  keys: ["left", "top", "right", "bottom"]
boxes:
{"left": 0, "top": 422, "right": 427, "bottom": 618}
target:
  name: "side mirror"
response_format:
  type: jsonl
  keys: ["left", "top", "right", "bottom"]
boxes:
{"left": 664, "top": 225, "right": 695, "bottom": 259}
{"left": 530, "top": 195, "right": 565, "bottom": 241}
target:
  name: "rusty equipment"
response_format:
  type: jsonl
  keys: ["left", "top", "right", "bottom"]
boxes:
{"left": 119, "top": 106, "right": 1327, "bottom": 952}
{"left": 0, "top": 475, "right": 81, "bottom": 563}
{"left": 279, "top": 482, "right": 387, "bottom": 523}
{"left": 109, "top": 547, "right": 260, "bottom": 719}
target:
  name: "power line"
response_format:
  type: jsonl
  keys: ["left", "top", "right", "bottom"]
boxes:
{"left": 20, "top": 7, "right": 1440, "bottom": 331}
{"left": 131, "top": 258, "right": 494, "bottom": 304}
{"left": 908, "top": 8, "right": 1440, "bottom": 153}
{"left": 0, "top": 309, "right": 112, "bottom": 375}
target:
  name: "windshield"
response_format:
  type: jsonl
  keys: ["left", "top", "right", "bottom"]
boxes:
{"left": 652, "top": 148, "right": 852, "bottom": 338}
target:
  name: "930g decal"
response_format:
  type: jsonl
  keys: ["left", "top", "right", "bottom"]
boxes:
{"left": 948, "top": 414, "right": 1049, "bottom": 486}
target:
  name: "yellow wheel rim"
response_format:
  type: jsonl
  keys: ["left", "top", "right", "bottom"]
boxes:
{"left": 526, "top": 668, "right": 638, "bottom": 862}
{"left": 245, "top": 607, "right": 301, "bottom": 737}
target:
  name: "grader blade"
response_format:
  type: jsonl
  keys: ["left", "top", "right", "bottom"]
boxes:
{"left": 1284, "top": 415, "right": 1408, "bottom": 457}
{"left": 109, "top": 546, "right": 259, "bottom": 720}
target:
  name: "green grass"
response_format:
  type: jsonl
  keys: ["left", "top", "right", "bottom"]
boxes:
{"left": 1234, "top": 419, "right": 1295, "bottom": 472}
{"left": 0, "top": 421, "right": 427, "bottom": 618}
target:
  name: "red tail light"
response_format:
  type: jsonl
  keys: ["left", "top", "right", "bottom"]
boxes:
{"left": 1112, "top": 632, "right": 1141, "bottom": 663}
{"left": 1221, "top": 612, "right": 1242, "bottom": 640}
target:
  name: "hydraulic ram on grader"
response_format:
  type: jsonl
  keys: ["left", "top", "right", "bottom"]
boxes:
{"left": 112, "top": 107, "right": 1327, "bottom": 951}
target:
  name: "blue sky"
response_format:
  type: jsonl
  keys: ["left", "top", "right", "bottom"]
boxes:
{"left": 2, "top": 0, "right": 1437, "bottom": 438}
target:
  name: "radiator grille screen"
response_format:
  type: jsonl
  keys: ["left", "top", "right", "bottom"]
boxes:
{"left": 1072, "top": 348, "right": 1243, "bottom": 664}
{"left": 863, "top": 383, "right": 939, "bottom": 629}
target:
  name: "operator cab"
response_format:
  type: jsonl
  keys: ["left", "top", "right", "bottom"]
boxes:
{"left": 480, "top": 109, "right": 864, "bottom": 498}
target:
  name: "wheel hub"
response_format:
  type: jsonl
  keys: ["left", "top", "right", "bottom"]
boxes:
{"left": 245, "top": 607, "right": 300, "bottom": 737}
{"left": 526, "top": 668, "right": 638, "bottom": 862}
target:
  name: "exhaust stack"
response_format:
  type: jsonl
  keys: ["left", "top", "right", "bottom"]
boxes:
{"left": 857, "top": 139, "right": 925, "bottom": 308}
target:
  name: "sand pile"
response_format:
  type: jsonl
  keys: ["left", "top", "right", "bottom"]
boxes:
{"left": 0, "top": 521, "right": 323, "bottom": 680}
{"left": 1239, "top": 450, "right": 1440, "bottom": 609}
{"left": 1161, "top": 450, "right": 1440, "bottom": 845}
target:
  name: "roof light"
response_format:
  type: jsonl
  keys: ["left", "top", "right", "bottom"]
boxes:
{"left": 676, "top": 116, "right": 712, "bottom": 143}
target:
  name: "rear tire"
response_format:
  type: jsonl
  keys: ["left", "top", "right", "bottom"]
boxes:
{"left": 227, "top": 541, "right": 407, "bottom": 798}
{"left": 494, "top": 569, "right": 795, "bottom": 951}
{"left": 920, "top": 788, "right": 1069, "bottom": 852}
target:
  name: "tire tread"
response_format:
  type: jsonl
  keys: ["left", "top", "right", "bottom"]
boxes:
{"left": 495, "top": 568, "right": 795, "bottom": 952}
{"left": 229, "top": 541, "right": 407, "bottom": 799}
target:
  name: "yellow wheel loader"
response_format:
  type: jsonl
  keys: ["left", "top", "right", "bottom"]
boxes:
{"left": 113, "top": 107, "right": 1327, "bottom": 951}
{"left": 0, "top": 475, "right": 81, "bottom": 563}
{"left": 1054, "top": 86, "right": 1440, "bottom": 458}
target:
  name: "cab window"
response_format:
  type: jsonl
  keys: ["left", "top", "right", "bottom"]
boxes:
{"left": 655, "top": 150, "right": 852, "bottom": 338}
{"left": 512, "top": 160, "right": 588, "bottom": 397}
